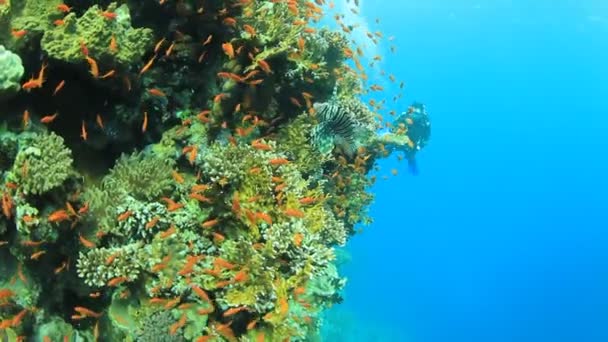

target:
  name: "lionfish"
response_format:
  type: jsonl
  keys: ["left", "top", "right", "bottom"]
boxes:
{"left": 310, "top": 100, "right": 361, "bottom": 156}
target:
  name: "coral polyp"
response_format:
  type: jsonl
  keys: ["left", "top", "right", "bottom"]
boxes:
{"left": 0, "top": 0, "right": 430, "bottom": 340}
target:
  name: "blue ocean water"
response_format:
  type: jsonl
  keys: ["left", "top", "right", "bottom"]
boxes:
{"left": 323, "top": 1, "right": 608, "bottom": 341}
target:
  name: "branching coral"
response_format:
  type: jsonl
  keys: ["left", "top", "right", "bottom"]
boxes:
{"left": 76, "top": 243, "right": 145, "bottom": 287}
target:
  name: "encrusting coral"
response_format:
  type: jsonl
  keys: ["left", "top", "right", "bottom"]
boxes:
{"left": 0, "top": 0, "right": 430, "bottom": 340}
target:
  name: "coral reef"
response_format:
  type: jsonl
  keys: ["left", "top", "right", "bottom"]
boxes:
{"left": 0, "top": 45, "right": 23, "bottom": 99}
{"left": 41, "top": 3, "right": 154, "bottom": 67}
{"left": 8, "top": 132, "right": 73, "bottom": 195}
{"left": 0, "top": 0, "right": 431, "bottom": 340}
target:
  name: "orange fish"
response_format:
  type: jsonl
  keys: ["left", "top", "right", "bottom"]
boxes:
{"left": 79, "top": 234, "right": 95, "bottom": 248}
{"left": 231, "top": 191, "right": 240, "bottom": 214}
{"left": 191, "top": 285, "right": 211, "bottom": 302}
{"left": 203, "top": 34, "right": 213, "bottom": 46}
{"left": 201, "top": 218, "right": 219, "bottom": 228}
{"left": 284, "top": 208, "right": 305, "bottom": 218}
{"left": 22, "top": 110, "right": 30, "bottom": 129}
{"left": 247, "top": 320, "right": 258, "bottom": 330}
{"left": 40, "top": 113, "right": 59, "bottom": 124}
{"left": 74, "top": 306, "right": 102, "bottom": 318}
{"left": 222, "top": 42, "right": 235, "bottom": 59}
{"left": 109, "top": 35, "right": 118, "bottom": 53}
{"left": 53, "top": 80, "right": 65, "bottom": 95}
{"left": 141, "top": 111, "right": 148, "bottom": 132}
{"left": 80, "top": 40, "right": 89, "bottom": 56}
{"left": 161, "top": 197, "right": 184, "bottom": 212}
{"left": 117, "top": 210, "right": 132, "bottom": 221}
{"left": 243, "top": 24, "right": 256, "bottom": 36}
{"left": 107, "top": 276, "right": 128, "bottom": 287}
{"left": 255, "top": 212, "right": 272, "bottom": 225}
{"left": 223, "top": 306, "right": 247, "bottom": 317}
{"left": 85, "top": 56, "right": 99, "bottom": 78}
{"left": 100, "top": 69, "right": 116, "bottom": 79}
{"left": 214, "top": 257, "right": 235, "bottom": 270}
{"left": 169, "top": 314, "right": 187, "bottom": 335}
{"left": 30, "top": 250, "right": 46, "bottom": 260}
{"left": 11, "top": 29, "right": 27, "bottom": 39}
{"left": 101, "top": 11, "right": 117, "bottom": 20}
{"left": 269, "top": 158, "right": 289, "bottom": 166}
{"left": 96, "top": 114, "right": 104, "bottom": 129}
{"left": 223, "top": 17, "right": 237, "bottom": 27}
{"left": 148, "top": 88, "right": 166, "bottom": 97}
{"left": 293, "top": 233, "right": 303, "bottom": 247}
{"left": 189, "top": 193, "right": 212, "bottom": 203}
{"left": 57, "top": 4, "right": 72, "bottom": 12}
{"left": 48, "top": 209, "right": 70, "bottom": 223}
{"left": 188, "top": 146, "right": 198, "bottom": 165}
{"left": 197, "top": 51, "right": 207, "bottom": 63}
{"left": 80, "top": 120, "right": 88, "bottom": 141}
{"left": 257, "top": 59, "right": 272, "bottom": 74}
{"left": 251, "top": 140, "right": 272, "bottom": 151}
{"left": 298, "top": 37, "right": 305, "bottom": 51}
{"left": 139, "top": 55, "right": 157, "bottom": 75}
{"left": 233, "top": 269, "right": 248, "bottom": 283}
{"left": 159, "top": 225, "right": 177, "bottom": 239}
{"left": 172, "top": 170, "right": 184, "bottom": 183}
{"left": 0, "top": 289, "right": 15, "bottom": 300}
{"left": 212, "top": 232, "right": 225, "bottom": 243}
{"left": 145, "top": 216, "right": 160, "bottom": 229}
{"left": 299, "top": 197, "right": 317, "bottom": 205}
{"left": 165, "top": 42, "right": 175, "bottom": 57}
{"left": 1, "top": 193, "right": 12, "bottom": 219}
{"left": 154, "top": 38, "right": 166, "bottom": 53}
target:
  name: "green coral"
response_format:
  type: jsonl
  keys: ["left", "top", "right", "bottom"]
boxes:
{"left": 110, "top": 196, "right": 169, "bottom": 239}
{"left": 9, "top": 0, "right": 63, "bottom": 36}
{"left": 9, "top": 132, "right": 74, "bottom": 195}
{"left": 305, "top": 263, "right": 346, "bottom": 307}
{"left": 33, "top": 317, "right": 78, "bottom": 342}
{"left": 76, "top": 243, "right": 145, "bottom": 287}
{"left": 41, "top": 3, "right": 153, "bottom": 66}
{"left": 84, "top": 151, "right": 175, "bottom": 227}
{"left": 0, "top": 45, "right": 23, "bottom": 99}
{"left": 134, "top": 310, "right": 185, "bottom": 342}
{"left": 102, "top": 151, "right": 175, "bottom": 200}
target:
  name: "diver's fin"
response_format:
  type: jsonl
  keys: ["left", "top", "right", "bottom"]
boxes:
{"left": 407, "top": 156, "right": 419, "bottom": 175}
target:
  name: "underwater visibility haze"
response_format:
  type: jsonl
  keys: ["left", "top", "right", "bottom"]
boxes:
{"left": 322, "top": 1, "right": 608, "bottom": 342}
{"left": 0, "top": 0, "right": 607, "bottom": 341}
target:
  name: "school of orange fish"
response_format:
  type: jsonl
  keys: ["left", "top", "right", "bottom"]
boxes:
{"left": 0, "top": 0, "right": 411, "bottom": 340}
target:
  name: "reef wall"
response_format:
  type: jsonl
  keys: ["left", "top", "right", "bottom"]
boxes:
{"left": 0, "top": 0, "right": 428, "bottom": 340}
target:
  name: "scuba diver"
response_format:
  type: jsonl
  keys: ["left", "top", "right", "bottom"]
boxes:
{"left": 383, "top": 102, "right": 431, "bottom": 175}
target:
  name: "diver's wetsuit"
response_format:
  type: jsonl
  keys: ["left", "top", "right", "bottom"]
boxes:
{"left": 395, "top": 103, "right": 431, "bottom": 174}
